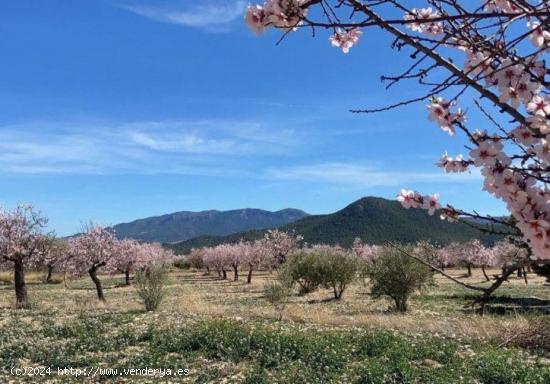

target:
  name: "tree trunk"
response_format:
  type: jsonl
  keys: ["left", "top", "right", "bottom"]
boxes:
{"left": 46, "top": 264, "right": 54, "bottom": 284}
{"left": 517, "top": 267, "right": 523, "bottom": 278}
{"left": 333, "top": 285, "right": 345, "bottom": 300}
{"left": 222, "top": 269, "right": 227, "bottom": 280}
{"left": 88, "top": 266, "right": 105, "bottom": 302}
{"left": 206, "top": 266, "right": 210, "bottom": 275}
{"left": 394, "top": 298, "right": 407, "bottom": 312}
{"left": 63, "top": 268, "right": 69, "bottom": 289}
{"left": 467, "top": 264, "right": 472, "bottom": 277}
{"left": 481, "top": 265, "right": 490, "bottom": 282}
{"left": 125, "top": 269, "right": 131, "bottom": 286}
{"left": 335, "top": 284, "right": 345, "bottom": 300}
{"left": 277, "top": 305, "right": 285, "bottom": 321}
{"left": 247, "top": 265, "right": 253, "bottom": 284}
{"left": 233, "top": 265, "right": 239, "bottom": 281}
{"left": 477, "top": 266, "right": 518, "bottom": 315}
{"left": 14, "top": 259, "right": 29, "bottom": 309}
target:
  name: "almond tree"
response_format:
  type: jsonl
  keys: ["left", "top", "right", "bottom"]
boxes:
{"left": 263, "top": 229, "right": 303, "bottom": 265}
{"left": 111, "top": 240, "right": 174, "bottom": 285}
{"left": 222, "top": 243, "right": 242, "bottom": 281}
{"left": 38, "top": 237, "right": 68, "bottom": 284}
{"left": 448, "top": 240, "right": 496, "bottom": 280}
{"left": 413, "top": 240, "right": 441, "bottom": 267}
{"left": 246, "top": 239, "right": 274, "bottom": 283}
{"left": 493, "top": 239, "right": 530, "bottom": 282}
{"left": 477, "top": 244, "right": 497, "bottom": 281}
{"left": 461, "top": 240, "right": 485, "bottom": 277}
{"left": 0, "top": 204, "right": 51, "bottom": 308}
{"left": 196, "top": 241, "right": 266, "bottom": 283}
{"left": 112, "top": 239, "right": 140, "bottom": 285}
{"left": 246, "top": 0, "right": 550, "bottom": 308}
{"left": 434, "top": 244, "right": 456, "bottom": 271}
{"left": 203, "top": 245, "right": 228, "bottom": 279}
{"left": 68, "top": 224, "right": 117, "bottom": 301}
{"left": 137, "top": 242, "right": 175, "bottom": 269}
{"left": 230, "top": 241, "right": 253, "bottom": 282}
{"left": 352, "top": 238, "right": 382, "bottom": 264}
{"left": 187, "top": 247, "right": 207, "bottom": 273}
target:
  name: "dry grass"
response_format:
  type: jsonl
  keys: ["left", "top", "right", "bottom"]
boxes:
{"left": 500, "top": 316, "right": 550, "bottom": 351}
{"left": 0, "top": 267, "right": 548, "bottom": 346}
{"left": 160, "top": 268, "right": 550, "bottom": 344}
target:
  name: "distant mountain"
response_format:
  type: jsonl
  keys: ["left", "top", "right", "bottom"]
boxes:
{"left": 112, "top": 208, "right": 309, "bottom": 243}
{"left": 168, "top": 197, "right": 506, "bottom": 254}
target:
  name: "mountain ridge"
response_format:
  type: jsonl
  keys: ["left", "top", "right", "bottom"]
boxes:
{"left": 167, "top": 196, "right": 506, "bottom": 254}
{"left": 112, "top": 207, "right": 309, "bottom": 243}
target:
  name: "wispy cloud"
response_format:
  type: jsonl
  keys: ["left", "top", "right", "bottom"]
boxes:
{"left": 0, "top": 119, "right": 297, "bottom": 175}
{"left": 118, "top": 1, "right": 246, "bottom": 30}
{"left": 266, "top": 162, "right": 482, "bottom": 189}
{"left": 128, "top": 131, "right": 236, "bottom": 153}
{"left": 124, "top": 120, "right": 298, "bottom": 154}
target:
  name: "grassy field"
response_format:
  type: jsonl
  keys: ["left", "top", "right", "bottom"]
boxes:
{"left": 0, "top": 268, "right": 548, "bottom": 383}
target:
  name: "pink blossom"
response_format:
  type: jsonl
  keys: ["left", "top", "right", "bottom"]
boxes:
{"left": 427, "top": 97, "right": 463, "bottom": 135}
{"left": 329, "top": 28, "right": 362, "bottom": 54}
{"left": 397, "top": 189, "right": 418, "bottom": 209}
{"left": 404, "top": 8, "right": 444, "bottom": 35}
{"left": 437, "top": 152, "right": 470, "bottom": 173}
{"left": 527, "top": 95, "right": 550, "bottom": 117}
{"left": 527, "top": 22, "right": 550, "bottom": 48}
{"left": 422, "top": 193, "right": 441, "bottom": 215}
{"left": 245, "top": 5, "right": 266, "bottom": 35}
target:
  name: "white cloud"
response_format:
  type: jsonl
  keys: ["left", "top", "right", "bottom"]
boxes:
{"left": 266, "top": 162, "right": 482, "bottom": 189}
{"left": 124, "top": 120, "right": 298, "bottom": 154}
{"left": 0, "top": 120, "right": 296, "bottom": 175}
{"left": 128, "top": 131, "right": 236, "bottom": 153}
{"left": 118, "top": 1, "right": 246, "bottom": 30}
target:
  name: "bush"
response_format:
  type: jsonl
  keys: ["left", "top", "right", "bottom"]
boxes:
{"left": 502, "top": 317, "right": 550, "bottom": 353}
{"left": 315, "top": 250, "right": 359, "bottom": 299}
{"left": 185, "top": 250, "right": 205, "bottom": 270}
{"left": 532, "top": 263, "right": 550, "bottom": 282}
{"left": 366, "top": 246, "right": 433, "bottom": 312}
{"left": 263, "top": 281, "right": 291, "bottom": 321}
{"left": 134, "top": 265, "right": 168, "bottom": 312}
{"left": 281, "top": 252, "right": 321, "bottom": 295}
{"left": 282, "top": 249, "right": 359, "bottom": 299}
{"left": 173, "top": 257, "right": 190, "bottom": 270}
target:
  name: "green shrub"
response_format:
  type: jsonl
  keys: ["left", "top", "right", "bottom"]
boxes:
{"left": 281, "top": 251, "right": 321, "bottom": 295}
{"left": 366, "top": 246, "right": 433, "bottom": 312}
{"left": 173, "top": 257, "right": 190, "bottom": 269}
{"left": 315, "top": 249, "right": 359, "bottom": 299}
{"left": 532, "top": 263, "right": 550, "bottom": 282}
{"left": 282, "top": 249, "right": 359, "bottom": 299}
{"left": 263, "top": 281, "right": 291, "bottom": 320}
{"left": 134, "top": 265, "right": 168, "bottom": 312}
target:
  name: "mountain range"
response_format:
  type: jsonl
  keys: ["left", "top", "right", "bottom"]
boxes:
{"left": 166, "top": 197, "right": 506, "bottom": 254}
{"left": 112, "top": 208, "right": 309, "bottom": 243}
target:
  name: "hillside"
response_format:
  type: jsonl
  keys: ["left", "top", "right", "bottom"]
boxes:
{"left": 113, "top": 208, "right": 308, "bottom": 243}
{"left": 168, "top": 196, "right": 505, "bottom": 254}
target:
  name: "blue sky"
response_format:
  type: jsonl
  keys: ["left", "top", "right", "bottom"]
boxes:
{"left": 0, "top": 0, "right": 506, "bottom": 235}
